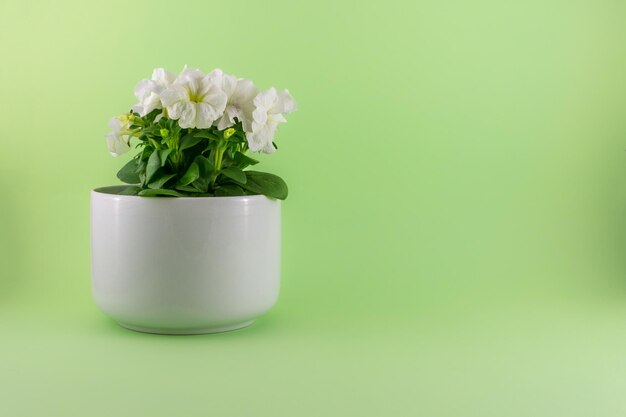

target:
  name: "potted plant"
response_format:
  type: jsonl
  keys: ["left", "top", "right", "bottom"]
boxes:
{"left": 91, "top": 66, "right": 296, "bottom": 334}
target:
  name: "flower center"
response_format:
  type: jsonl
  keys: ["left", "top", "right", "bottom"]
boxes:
{"left": 188, "top": 89, "right": 205, "bottom": 103}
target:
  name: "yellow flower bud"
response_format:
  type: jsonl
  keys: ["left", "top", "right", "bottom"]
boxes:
{"left": 223, "top": 128, "right": 236, "bottom": 139}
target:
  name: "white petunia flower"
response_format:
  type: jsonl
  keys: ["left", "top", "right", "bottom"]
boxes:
{"left": 131, "top": 68, "right": 176, "bottom": 117}
{"left": 215, "top": 73, "right": 258, "bottom": 131}
{"left": 160, "top": 67, "right": 227, "bottom": 129}
{"left": 105, "top": 115, "right": 133, "bottom": 156}
{"left": 246, "top": 88, "right": 297, "bottom": 154}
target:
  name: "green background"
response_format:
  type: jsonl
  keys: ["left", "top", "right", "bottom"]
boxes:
{"left": 1, "top": 0, "right": 625, "bottom": 415}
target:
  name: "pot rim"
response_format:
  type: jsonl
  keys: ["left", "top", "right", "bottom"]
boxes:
{"left": 92, "top": 185, "right": 275, "bottom": 201}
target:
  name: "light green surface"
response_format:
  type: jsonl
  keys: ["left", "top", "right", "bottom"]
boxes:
{"left": 1, "top": 0, "right": 626, "bottom": 415}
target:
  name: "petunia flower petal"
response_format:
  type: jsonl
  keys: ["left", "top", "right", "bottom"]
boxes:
{"left": 160, "top": 84, "right": 189, "bottom": 108}
{"left": 175, "top": 102, "right": 196, "bottom": 128}
{"left": 195, "top": 102, "right": 222, "bottom": 129}
{"left": 152, "top": 68, "right": 177, "bottom": 85}
{"left": 274, "top": 89, "right": 297, "bottom": 114}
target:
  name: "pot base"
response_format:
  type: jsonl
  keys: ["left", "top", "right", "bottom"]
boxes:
{"left": 117, "top": 320, "right": 256, "bottom": 335}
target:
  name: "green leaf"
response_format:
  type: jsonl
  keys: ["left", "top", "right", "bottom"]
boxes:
{"left": 221, "top": 167, "right": 246, "bottom": 184}
{"left": 194, "top": 131, "right": 218, "bottom": 139}
{"left": 117, "top": 158, "right": 141, "bottom": 184}
{"left": 159, "top": 149, "right": 173, "bottom": 166}
{"left": 138, "top": 188, "right": 183, "bottom": 197}
{"left": 176, "top": 162, "right": 200, "bottom": 186}
{"left": 205, "top": 141, "right": 218, "bottom": 152}
{"left": 145, "top": 150, "right": 161, "bottom": 183}
{"left": 175, "top": 185, "right": 201, "bottom": 193}
{"left": 148, "top": 173, "right": 177, "bottom": 189}
{"left": 140, "top": 145, "right": 154, "bottom": 161}
{"left": 237, "top": 171, "right": 288, "bottom": 200}
{"left": 148, "top": 138, "right": 161, "bottom": 150}
{"left": 179, "top": 134, "right": 204, "bottom": 151}
{"left": 194, "top": 155, "right": 214, "bottom": 176}
{"left": 118, "top": 186, "right": 140, "bottom": 195}
{"left": 187, "top": 155, "right": 212, "bottom": 193}
{"left": 191, "top": 178, "right": 208, "bottom": 193}
{"left": 215, "top": 184, "right": 246, "bottom": 197}
{"left": 232, "top": 151, "right": 259, "bottom": 169}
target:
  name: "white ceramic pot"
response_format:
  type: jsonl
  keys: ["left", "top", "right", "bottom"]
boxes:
{"left": 90, "top": 186, "right": 281, "bottom": 334}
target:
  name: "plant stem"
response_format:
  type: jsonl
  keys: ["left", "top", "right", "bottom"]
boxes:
{"left": 172, "top": 131, "right": 182, "bottom": 171}
{"left": 209, "top": 140, "right": 226, "bottom": 189}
